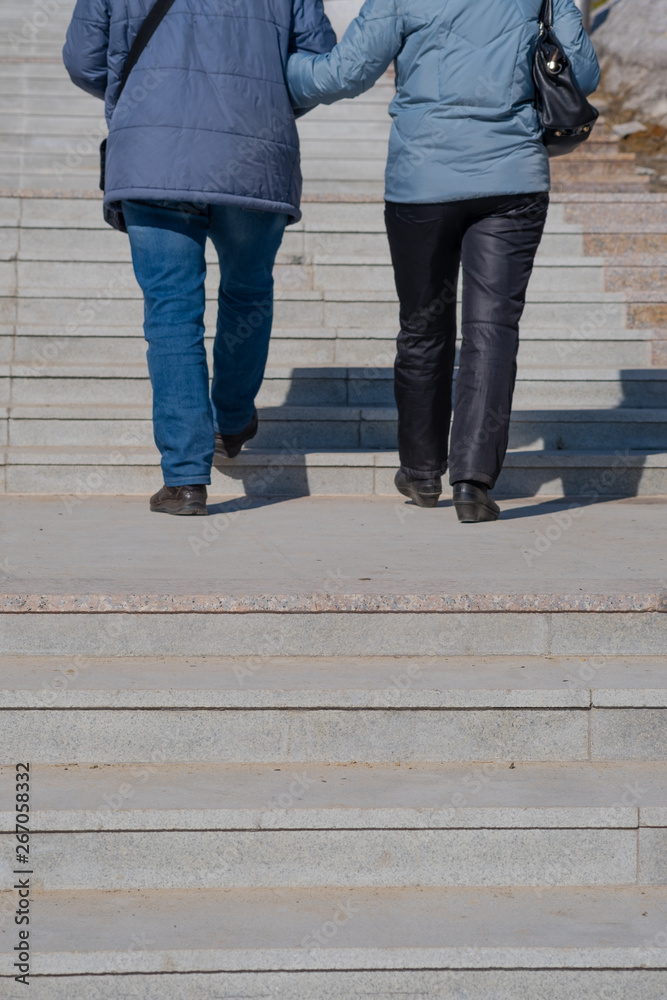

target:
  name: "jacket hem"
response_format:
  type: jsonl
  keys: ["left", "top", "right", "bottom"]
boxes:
{"left": 104, "top": 187, "right": 301, "bottom": 225}
{"left": 384, "top": 184, "right": 551, "bottom": 205}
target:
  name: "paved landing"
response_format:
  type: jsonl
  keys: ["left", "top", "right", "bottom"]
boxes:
{"left": 1, "top": 495, "right": 666, "bottom": 611}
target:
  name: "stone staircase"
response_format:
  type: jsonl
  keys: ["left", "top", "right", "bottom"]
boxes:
{"left": 2, "top": 3, "right": 667, "bottom": 998}
{"left": 4, "top": 186, "right": 667, "bottom": 496}
{"left": 2, "top": 584, "right": 667, "bottom": 996}
{"left": 1, "top": 14, "right": 666, "bottom": 498}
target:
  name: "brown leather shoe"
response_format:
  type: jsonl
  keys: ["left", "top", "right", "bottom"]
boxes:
{"left": 149, "top": 484, "right": 208, "bottom": 516}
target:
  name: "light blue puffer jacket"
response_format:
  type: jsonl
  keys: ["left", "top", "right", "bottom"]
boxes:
{"left": 287, "top": 0, "right": 600, "bottom": 203}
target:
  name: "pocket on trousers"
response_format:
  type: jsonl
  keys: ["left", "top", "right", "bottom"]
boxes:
{"left": 390, "top": 202, "right": 446, "bottom": 226}
{"left": 489, "top": 192, "right": 550, "bottom": 220}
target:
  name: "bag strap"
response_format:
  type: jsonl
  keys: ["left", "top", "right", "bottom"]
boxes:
{"left": 117, "top": 0, "right": 178, "bottom": 101}
{"left": 540, "top": 0, "right": 554, "bottom": 29}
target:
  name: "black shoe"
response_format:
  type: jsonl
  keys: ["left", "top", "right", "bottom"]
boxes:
{"left": 452, "top": 481, "right": 500, "bottom": 523}
{"left": 150, "top": 484, "right": 208, "bottom": 516}
{"left": 395, "top": 469, "right": 442, "bottom": 508}
{"left": 215, "top": 410, "right": 258, "bottom": 460}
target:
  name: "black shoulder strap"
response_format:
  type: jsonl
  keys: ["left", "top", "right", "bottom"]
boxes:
{"left": 117, "top": 0, "right": 178, "bottom": 100}
{"left": 540, "top": 0, "right": 554, "bottom": 29}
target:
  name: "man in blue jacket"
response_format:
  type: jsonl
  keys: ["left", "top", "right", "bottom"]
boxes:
{"left": 64, "top": 0, "right": 336, "bottom": 515}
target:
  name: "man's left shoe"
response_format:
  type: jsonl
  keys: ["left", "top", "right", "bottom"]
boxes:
{"left": 215, "top": 409, "right": 259, "bottom": 459}
{"left": 150, "top": 484, "right": 208, "bottom": 516}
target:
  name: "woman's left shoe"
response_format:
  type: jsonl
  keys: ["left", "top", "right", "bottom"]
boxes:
{"left": 452, "top": 481, "right": 500, "bottom": 523}
{"left": 395, "top": 469, "right": 442, "bottom": 508}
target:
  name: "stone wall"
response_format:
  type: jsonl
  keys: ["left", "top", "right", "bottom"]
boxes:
{"left": 593, "top": 0, "right": 667, "bottom": 124}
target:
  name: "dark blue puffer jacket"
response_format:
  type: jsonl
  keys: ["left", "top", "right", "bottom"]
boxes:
{"left": 63, "top": 0, "right": 336, "bottom": 223}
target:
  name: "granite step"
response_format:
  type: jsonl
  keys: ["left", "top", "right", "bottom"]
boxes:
{"left": 1, "top": 886, "right": 666, "bottom": 997}
{"left": 1, "top": 653, "right": 666, "bottom": 764}
{"left": 5, "top": 326, "right": 655, "bottom": 369}
{"left": 0, "top": 257, "right": 607, "bottom": 297}
{"left": 0, "top": 222, "right": 590, "bottom": 261}
{"left": 2, "top": 760, "right": 665, "bottom": 831}
{"left": 3, "top": 445, "right": 667, "bottom": 496}
{"left": 0, "top": 825, "right": 652, "bottom": 889}
{"left": 4, "top": 364, "right": 666, "bottom": 408}
{"left": 3, "top": 405, "right": 666, "bottom": 453}
{"left": 0, "top": 290, "right": 635, "bottom": 335}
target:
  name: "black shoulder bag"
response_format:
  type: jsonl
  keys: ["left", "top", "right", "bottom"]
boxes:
{"left": 533, "top": 0, "right": 599, "bottom": 157}
{"left": 99, "top": 0, "right": 177, "bottom": 193}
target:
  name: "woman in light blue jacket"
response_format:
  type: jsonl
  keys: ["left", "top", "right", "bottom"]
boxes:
{"left": 288, "top": 0, "right": 600, "bottom": 522}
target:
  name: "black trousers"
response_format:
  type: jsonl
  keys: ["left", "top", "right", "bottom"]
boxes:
{"left": 385, "top": 193, "right": 549, "bottom": 488}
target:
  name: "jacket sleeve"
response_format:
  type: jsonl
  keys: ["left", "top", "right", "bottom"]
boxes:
{"left": 287, "top": 0, "right": 405, "bottom": 108}
{"left": 62, "top": 0, "right": 110, "bottom": 100}
{"left": 291, "top": 0, "right": 337, "bottom": 55}
{"left": 552, "top": 0, "right": 601, "bottom": 95}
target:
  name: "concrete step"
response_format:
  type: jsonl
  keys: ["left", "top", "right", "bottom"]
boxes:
{"left": 4, "top": 406, "right": 666, "bottom": 453}
{"left": 2, "top": 886, "right": 667, "bottom": 995}
{"left": 0, "top": 223, "right": 590, "bottom": 261}
{"left": 1, "top": 652, "right": 667, "bottom": 764}
{"left": 4, "top": 326, "right": 655, "bottom": 369}
{"left": 7, "top": 193, "right": 665, "bottom": 236}
{"left": 3, "top": 445, "right": 667, "bottom": 496}
{"left": 0, "top": 194, "right": 584, "bottom": 229}
{"left": 0, "top": 826, "right": 651, "bottom": 890}
{"left": 3, "top": 364, "right": 666, "bottom": 408}
{"left": 4, "top": 654, "right": 667, "bottom": 709}
{"left": 3, "top": 760, "right": 665, "bottom": 830}
{"left": 0, "top": 257, "right": 608, "bottom": 297}
{"left": 0, "top": 317, "right": 658, "bottom": 369}
{"left": 0, "top": 289, "right": 634, "bottom": 334}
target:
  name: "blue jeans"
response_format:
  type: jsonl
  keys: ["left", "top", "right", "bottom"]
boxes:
{"left": 122, "top": 200, "right": 288, "bottom": 486}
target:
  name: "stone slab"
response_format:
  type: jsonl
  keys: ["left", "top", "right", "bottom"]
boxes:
{"left": 0, "top": 706, "right": 587, "bottom": 764}
{"left": 0, "top": 970, "right": 665, "bottom": 1000}
{"left": 0, "top": 497, "right": 665, "bottom": 611}
{"left": 1, "top": 828, "right": 637, "bottom": 889}
{"left": 639, "top": 828, "right": 667, "bottom": 884}
{"left": 1, "top": 655, "right": 666, "bottom": 709}
{"left": 592, "top": 709, "right": 667, "bottom": 761}
{"left": 0, "top": 887, "right": 666, "bottom": 975}
{"left": 0, "top": 761, "right": 661, "bottom": 831}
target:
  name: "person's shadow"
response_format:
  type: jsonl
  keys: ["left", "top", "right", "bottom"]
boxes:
{"left": 210, "top": 366, "right": 660, "bottom": 517}
{"left": 498, "top": 368, "right": 661, "bottom": 517}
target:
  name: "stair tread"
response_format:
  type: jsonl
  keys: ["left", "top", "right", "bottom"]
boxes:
{"left": 0, "top": 494, "right": 665, "bottom": 613}
{"left": 1, "top": 654, "right": 667, "bottom": 707}
{"left": 7, "top": 363, "right": 667, "bottom": 378}
{"left": 2, "top": 886, "right": 667, "bottom": 973}
{"left": 1, "top": 760, "right": 666, "bottom": 830}
{"left": 3, "top": 445, "right": 667, "bottom": 459}
{"left": 5, "top": 403, "right": 667, "bottom": 419}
